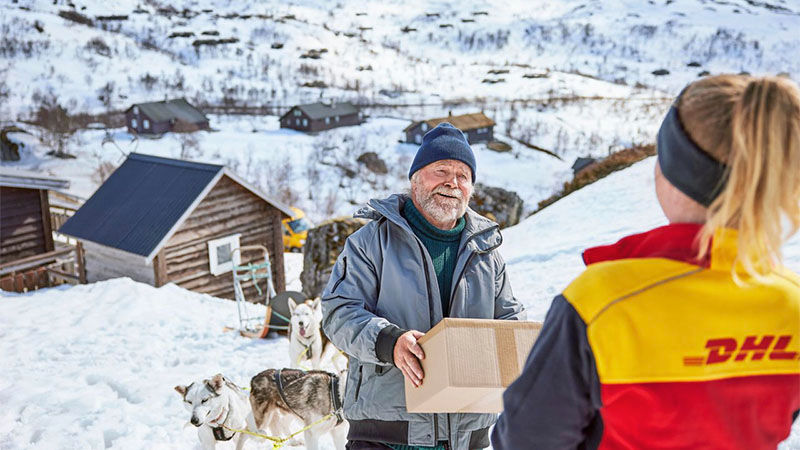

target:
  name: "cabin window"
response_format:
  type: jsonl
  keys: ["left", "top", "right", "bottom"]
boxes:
{"left": 296, "top": 119, "right": 300, "bottom": 126}
{"left": 421, "top": 123, "right": 428, "bottom": 132}
{"left": 335, "top": 115, "right": 339, "bottom": 122}
{"left": 143, "top": 119, "right": 150, "bottom": 129}
{"left": 415, "top": 134, "right": 422, "bottom": 144}
{"left": 294, "top": 110, "right": 301, "bottom": 117}
{"left": 303, "top": 119, "right": 308, "bottom": 127}
{"left": 208, "top": 234, "right": 241, "bottom": 276}
{"left": 131, "top": 118, "right": 138, "bottom": 129}
{"left": 325, "top": 117, "right": 330, "bottom": 125}
{"left": 133, "top": 106, "right": 139, "bottom": 115}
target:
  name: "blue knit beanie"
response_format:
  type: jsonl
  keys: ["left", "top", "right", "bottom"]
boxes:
{"left": 408, "top": 122, "right": 476, "bottom": 182}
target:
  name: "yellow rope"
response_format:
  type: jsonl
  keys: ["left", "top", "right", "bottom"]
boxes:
{"left": 223, "top": 413, "right": 335, "bottom": 449}
{"left": 296, "top": 345, "right": 312, "bottom": 371}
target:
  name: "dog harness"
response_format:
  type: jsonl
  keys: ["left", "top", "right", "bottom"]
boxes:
{"left": 210, "top": 408, "right": 233, "bottom": 442}
{"left": 273, "top": 369, "right": 345, "bottom": 426}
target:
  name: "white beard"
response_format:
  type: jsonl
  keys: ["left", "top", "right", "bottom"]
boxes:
{"left": 414, "top": 185, "right": 469, "bottom": 227}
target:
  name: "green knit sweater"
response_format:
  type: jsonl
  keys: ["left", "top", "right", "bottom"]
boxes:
{"left": 402, "top": 198, "right": 465, "bottom": 315}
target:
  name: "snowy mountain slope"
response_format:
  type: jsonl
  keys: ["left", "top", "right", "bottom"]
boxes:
{"left": 3, "top": 0, "right": 798, "bottom": 162}
{"left": 3, "top": 0, "right": 797, "bottom": 222}
{"left": 4, "top": 0, "right": 797, "bottom": 117}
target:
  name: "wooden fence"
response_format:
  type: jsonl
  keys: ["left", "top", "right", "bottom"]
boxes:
{"left": 0, "top": 245, "right": 86, "bottom": 293}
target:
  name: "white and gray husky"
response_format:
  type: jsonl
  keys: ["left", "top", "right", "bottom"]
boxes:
{"left": 174, "top": 374, "right": 256, "bottom": 450}
{"left": 250, "top": 368, "right": 348, "bottom": 450}
{"left": 288, "top": 297, "right": 346, "bottom": 372}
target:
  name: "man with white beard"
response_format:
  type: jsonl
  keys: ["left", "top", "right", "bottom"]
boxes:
{"left": 321, "top": 122, "right": 525, "bottom": 450}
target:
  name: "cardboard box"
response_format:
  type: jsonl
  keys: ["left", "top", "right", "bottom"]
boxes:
{"left": 404, "top": 318, "right": 542, "bottom": 413}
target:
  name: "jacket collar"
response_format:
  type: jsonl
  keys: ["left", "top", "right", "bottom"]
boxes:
{"left": 582, "top": 223, "right": 740, "bottom": 271}
{"left": 582, "top": 223, "right": 710, "bottom": 268}
{"left": 355, "top": 193, "right": 502, "bottom": 253}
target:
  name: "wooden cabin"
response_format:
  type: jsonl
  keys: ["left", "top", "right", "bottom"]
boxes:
{"left": 125, "top": 98, "right": 209, "bottom": 135}
{"left": 279, "top": 101, "right": 362, "bottom": 132}
{"left": 404, "top": 112, "right": 495, "bottom": 145}
{"left": 0, "top": 168, "right": 85, "bottom": 292}
{"left": 58, "top": 153, "right": 293, "bottom": 300}
{"left": 572, "top": 157, "right": 598, "bottom": 176}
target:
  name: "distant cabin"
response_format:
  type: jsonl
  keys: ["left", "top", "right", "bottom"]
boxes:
{"left": 125, "top": 98, "right": 209, "bottom": 135}
{"left": 58, "top": 153, "right": 293, "bottom": 300}
{"left": 279, "top": 102, "right": 362, "bottom": 132}
{"left": 404, "top": 112, "right": 495, "bottom": 145}
{"left": 572, "top": 157, "right": 598, "bottom": 175}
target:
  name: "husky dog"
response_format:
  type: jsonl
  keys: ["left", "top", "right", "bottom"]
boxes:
{"left": 250, "top": 368, "right": 348, "bottom": 450}
{"left": 174, "top": 374, "right": 256, "bottom": 450}
{"left": 288, "top": 297, "right": 346, "bottom": 371}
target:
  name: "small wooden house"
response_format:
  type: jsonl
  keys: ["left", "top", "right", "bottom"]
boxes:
{"left": 0, "top": 168, "right": 85, "bottom": 292}
{"left": 404, "top": 112, "right": 495, "bottom": 145}
{"left": 125, "top": 98, "right": 209, "bottom": 135}
{"left": 279, "top": 101, "right": 362, "bottom": 132}
{"left": 572, "top": 157, "right": 598, "bottom": 176}
{"left": 58, "top": 153, "right": 293, "bottom": 300}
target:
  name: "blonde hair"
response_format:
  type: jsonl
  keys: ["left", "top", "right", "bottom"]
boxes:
{"left": 678, "top": 74, "right": 800, "bottom": 278}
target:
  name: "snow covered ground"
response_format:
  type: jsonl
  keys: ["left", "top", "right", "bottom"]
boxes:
{"left": 2, "top": 158, "right": 799, "bottom": 449}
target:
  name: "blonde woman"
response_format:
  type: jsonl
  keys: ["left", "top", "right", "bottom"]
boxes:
{"left": 492, "top": 75, "right": 800, "bottom": 449}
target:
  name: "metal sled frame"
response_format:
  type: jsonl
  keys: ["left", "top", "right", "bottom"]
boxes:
{"left": 231, "top": 245, "right": 280, "bottom": 338}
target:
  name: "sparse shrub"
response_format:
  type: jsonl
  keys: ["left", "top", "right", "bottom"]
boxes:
{"left": 58, "top": 10, "right": 93, "bottom": 26}
{"left": 34, "top": 96, "right": 75, "bottom": 158}
{"left": 85, "top": 37, "right": 111, "bottom": 57}
{"left": 178, "top": 132, "right": 199, "bottom": 159}
{"left": 140, "top": 73, "right": 158, "bottom": 90}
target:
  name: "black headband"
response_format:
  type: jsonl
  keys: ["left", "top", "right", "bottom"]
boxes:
{"left": 656, "top": 101, "right": 728, "bottom": 207}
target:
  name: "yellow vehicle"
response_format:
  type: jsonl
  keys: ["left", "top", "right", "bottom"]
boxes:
{"left": 282, "top": 207, "right": 313, "bottom": 252}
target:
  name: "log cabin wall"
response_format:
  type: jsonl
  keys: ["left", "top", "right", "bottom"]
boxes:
{"left": 162, "top": 175, "right": 286, "bottom": 301}
{"left": 0, "top": 186, "right": 53, "bottom": 263}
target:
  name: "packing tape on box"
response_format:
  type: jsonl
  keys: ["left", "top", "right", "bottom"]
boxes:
{"left": 495, "top": 327, "right": 520, "bottom": 386}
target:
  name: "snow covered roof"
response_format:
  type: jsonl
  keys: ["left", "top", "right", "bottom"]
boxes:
{"left": 58, "top": 153, "right": 293, "bottom": 261}
{"left": 404, "top": 112, "right": 496, "bottom": 133}
{"left": 126, "top": 98, "right": 208, "bottom": 124}
{"left": 0, "top": 167, "right": 70, "bottom": 191}
{"left": 280, "top": 101, "right": 360, "bottom": 121}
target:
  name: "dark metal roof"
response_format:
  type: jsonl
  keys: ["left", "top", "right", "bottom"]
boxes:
{"left": 280, "top": 102, "right": 360, "bottom": 121}
{"left": 58, "top": 153, "right": 222, "bottom": 258}
{"left": 127, "top": 98, "right": 208, "bottom": 124}
{"left": 572, "top": 157, "right": 598, "bottom": 173}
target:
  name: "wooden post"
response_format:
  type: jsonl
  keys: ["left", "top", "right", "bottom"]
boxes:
{"left": 270, "top": 211, "right": 286, "bottom": 293}
{"left": 75, "top": 242, "right": 87, "bottom": 284}
{"left": 153, "top": 249, "right": 168, "bottom": 287}
{"left": 39, "top": 189, "right": 55, "bottom": 252}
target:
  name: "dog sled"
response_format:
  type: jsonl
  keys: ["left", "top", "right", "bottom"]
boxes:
{"left": 229, "top": 245, "right": 306, "bottom": 338}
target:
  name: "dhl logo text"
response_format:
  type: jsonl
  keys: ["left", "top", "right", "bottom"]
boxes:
{"left": 683, "top": 335, "right": 800, "bottom": 366}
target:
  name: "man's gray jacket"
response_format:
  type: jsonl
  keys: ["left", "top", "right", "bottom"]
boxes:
{"left": 321, "top": 194, "right": 525, "bottom": 449}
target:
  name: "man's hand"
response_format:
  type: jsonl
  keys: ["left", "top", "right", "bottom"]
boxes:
{"left": 394, "top": 330, "right": 425, "bottom": 387}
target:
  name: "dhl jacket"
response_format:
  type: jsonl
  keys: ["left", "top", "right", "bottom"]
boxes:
{"left": 492, "top": 223, "right": 800, "bottom": 449}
